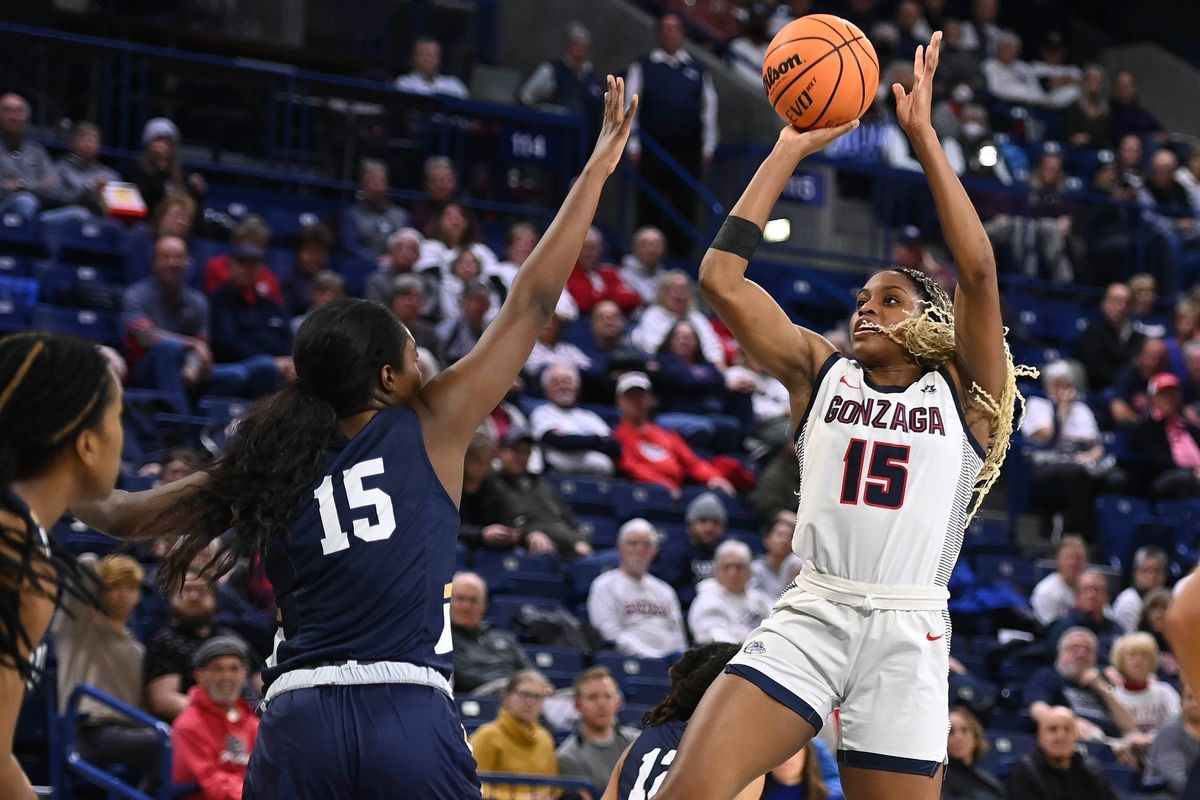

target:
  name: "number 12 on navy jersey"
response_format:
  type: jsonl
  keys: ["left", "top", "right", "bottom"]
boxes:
{"left": 314, "top": 457, "right": 397, "bottom": 555}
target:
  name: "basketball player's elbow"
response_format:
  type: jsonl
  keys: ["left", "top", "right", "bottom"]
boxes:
{"left": 1164, "top": 594, "right": 1199, "bottom": 649}
{"left": 698, "top": 253, "right": 738, "bottom": 300}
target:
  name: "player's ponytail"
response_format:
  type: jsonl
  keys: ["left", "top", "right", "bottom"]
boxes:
{"left": 0, "top": 333, "right": 114, "bottom": 678}
{"left": 864, "top": 268, "right": 1037, "bottom": 526}
{"left": 159, "top": 299, "right": 412, "bottom": 591}
{"left": 642, "top": 642, "right": 740, "bottom": 727}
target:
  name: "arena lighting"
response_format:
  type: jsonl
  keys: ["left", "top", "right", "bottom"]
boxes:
{"left": 763, "top": 218, "right": 791, "bottom": 243}
{"left": 978, "top": 144, "right": 999, "bottom": 167}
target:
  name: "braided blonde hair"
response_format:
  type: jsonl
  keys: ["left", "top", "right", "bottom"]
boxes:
{"left": 859, "top": 268, "right": 1037, "bottom": 525}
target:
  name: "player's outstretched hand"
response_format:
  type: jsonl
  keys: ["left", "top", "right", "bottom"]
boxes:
{"left": 585, "top": 75, "right": 639, "bottom": 176}
{"left": 777, "top": 118, "right": 859, "bottom": 160}
{"left": 894, "top": 31, "right": 941, "bottom": 135}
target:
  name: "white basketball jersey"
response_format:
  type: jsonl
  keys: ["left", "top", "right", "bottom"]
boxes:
{"left": 792, "top": 355, "right": 984, "bottom": 587}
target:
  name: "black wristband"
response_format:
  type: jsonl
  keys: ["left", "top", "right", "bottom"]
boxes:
{"left": 711, "top": 215, "right": 763, "bottom": 261}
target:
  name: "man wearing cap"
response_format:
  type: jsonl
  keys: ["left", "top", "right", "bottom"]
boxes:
{"left": 518, "top": 22, "right": 605, "bottom": 141}
{"left": 495, "top": 425, "right": 593, "bottom": 558}
{"left": 1129, "top": 371, "right": 1200, "bottom": 498}
{"left": 201, "top": 215, "right": 284, "bottom": 305}
{"left": 172, "top": 636, "right": 259, "bottom": 800}
{"left": 656, "top": 492, "right": 732, "bottom": 603}
{"left": 587, "top": 519, "right": 687, "bottom": 658}
{"left": 612, "top": 371, "right": 735, "bottom": 495}
{"left": 54, "top": 553, "right": 163, "bottom": 789}
{"left": 209, "top": 228, "right": 295, "bottom": 392}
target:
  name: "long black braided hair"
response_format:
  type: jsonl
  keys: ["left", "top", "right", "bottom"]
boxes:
{"left": 0, "top": 332, "right": 114, "bottom": 678}
{"left": 642, "top": 642, "right": 740, "bottom": 727}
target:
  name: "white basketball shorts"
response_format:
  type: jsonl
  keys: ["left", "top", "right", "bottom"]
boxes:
{"left": 726, "top": 561, "right": 951, "bottom": 776}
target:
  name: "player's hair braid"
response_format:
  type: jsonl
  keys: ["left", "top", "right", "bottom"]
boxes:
{"left": 158, "top": 299, "right": 414, "bottom": 592}
{"left": 642, "top": 642, "right": 740, "bottom": 727}
{"left": 859, "top": 268, "right": 1037, "bottom": 526}
{"left": 0, "top": 333, "right": 112, "bottom": 679}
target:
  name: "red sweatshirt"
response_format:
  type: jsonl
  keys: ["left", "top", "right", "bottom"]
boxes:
{"left": 613, "top": 420, "right": 722, "bottom": 490}
{"left": 202, "top": 254, "right": 284, "bottom": 305}
{"left": 171, "top": 685, "right": 259, "bottom": 800}
{"left": 566, "top": 263, "right": 641, "bottom": 314}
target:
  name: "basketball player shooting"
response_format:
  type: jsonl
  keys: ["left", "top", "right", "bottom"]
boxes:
{"left": 653, "top": 32, "right": 1030, "bottom": 800}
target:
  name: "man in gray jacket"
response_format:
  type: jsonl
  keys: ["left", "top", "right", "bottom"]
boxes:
{"left": 0, "top": 92, "right": 62, "bottom": 220}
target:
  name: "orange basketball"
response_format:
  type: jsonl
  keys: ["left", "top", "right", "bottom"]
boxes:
{"left": 761, "top": 14, "right": 879, "bottom": 131}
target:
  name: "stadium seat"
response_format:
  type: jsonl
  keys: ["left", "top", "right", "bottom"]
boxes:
{"left": 0, "top": 276, "right": 37, "bottom": 330}
{"left": 0, "top": 211, "right": 39, "bottom": 246}
{"left": 0, "top": 254, "right": 30, "bottom": 277}
{"left": 593, "top": 651, "right": 670, "bottom": 683}
{"left": 618, "top": 704, "right": 652, "bottom": 729}
{"left": 542, "top": 475, "right": 615, "bottom": 516}
{"left": 523, "top": 645, "right": 585, "bottom": 676}
{"left": 485, "top": 595, "right": 563, "bottom": 630}
{"left": 455, "top": 696, "right": 499, "bottom": 733}
{"left": 30, "top": 305, "right": 119, "bottom": 344}
{"left": 565, "top": 550, "right": 619, "bottom": 605}
{"left": 575, "top": 516, "right": 619, "bottom": 549}
{"left": 51, "top": 217, "right": 125, "bottom": 260}
{"left": 611, "top": 482, "right": 684, "bottom": 523}
{"left": 195, "top": 396, "right": 253, "bottom": 422}
{"left": 979, "top": 732, "right": 1036, "bottom": 779}
{"left": 972, "top": 553, "right": 1037, "bottom": 594}
{"left": 1094, "top": 496, "right": 1152, "bottom": 569}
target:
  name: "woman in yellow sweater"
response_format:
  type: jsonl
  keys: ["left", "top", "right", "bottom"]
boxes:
{"left": 470, "top": 669, "right": 559, "bottom": 799}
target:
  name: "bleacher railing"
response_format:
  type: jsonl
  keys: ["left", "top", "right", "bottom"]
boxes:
{"left": 60, "top": 684, "right": 193, "bottom": 800}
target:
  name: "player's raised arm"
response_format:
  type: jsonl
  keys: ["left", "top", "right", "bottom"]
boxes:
{"left": 896, "top": 32, "right": 1006, "bottom": 401}
{"left": 697, "top": 120, "right": 856, "bottom": 395}
{"left": 70, "top": 471, "right": 207, "bottom": 540}
{"left": 419, "top": 76, "right": 636, "bottom": 439}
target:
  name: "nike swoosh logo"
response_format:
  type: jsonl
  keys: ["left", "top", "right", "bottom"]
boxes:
{"left": 839, "top": 375, "right": 860, "bottom": 389}
{"left": 926, "top": 632, "right": 944, "bottom": 641}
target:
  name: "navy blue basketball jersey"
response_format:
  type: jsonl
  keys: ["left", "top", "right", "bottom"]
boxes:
{"left": 617, "top": 719, "right": 687, "bottom": 799}
{"left": 261, "top": 405, "right": 459, "bottom": 688}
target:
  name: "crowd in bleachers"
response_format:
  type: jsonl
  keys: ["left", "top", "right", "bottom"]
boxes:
{"left": 4, "top": 1, "right": 1200, "bottom": 798}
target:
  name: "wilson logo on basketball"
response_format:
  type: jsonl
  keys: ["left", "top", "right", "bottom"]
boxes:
{"left": 763, "top": 53, "right": 805, "bottom": 93}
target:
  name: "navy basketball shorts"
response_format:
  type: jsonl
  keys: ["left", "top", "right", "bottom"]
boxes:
{"left": 243, "top": 682, "right": 481, "bottom": 799}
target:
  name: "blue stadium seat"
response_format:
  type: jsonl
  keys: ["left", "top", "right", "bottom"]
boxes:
{"left": 507, "top": 572, "right": 567, "bottom": 601}
{"left": 576, "top": 515, "right": 619, "bottom": 549}
{"left": 979, "top": 732, "right": 1036, "bottom": 779}
{"left": 455, "top": 696, "right": 499, "bottom": 733}
{"left": 473, "top": 550, "right": 562, "bottom": 595}
{"left": 542, "top": 475, "right": 615, "bottom": 516}
{"left": 612, "top": 482, "right": 685, "bottom": 523}
{"left": 30, "top": 305, "right": 119, "bottom": 344}
{"left": 0, "top": 254, "right": 30, "bottom": 277}
{"left": 0, "top": 210, "right": 39, "bottom": 245}
{"left": 52, "top": 217, "right": 125, "bottom": 258}
{"left": 196, "top": 395, "right": 253, "bottom": 422}
{"left": 973, "top": 553, "right": 1037, "bottom": 594}
{"left": 594, "top": 651, "right": 670, "bottom": 683}
{"left": 523, "top": 645, "right": 585, "bottom": 676}
{"left": 485, "top": 595, "right": 563, "bottom": 630}
{"left": 566, "top": 550, "right": 619, "bottom": 605}
{"left": 33, "top": 261, "right": 123, "bottom": 308}
{"left": 618, "top": 704, "right": 652, "bottom": 729}
{"left": 0, "top": 275, "right": 37, "bottom": 330}
{"left": 618, "top": 676, "right": 672, "bottom": 706}
{"left": 1094, "top": 496, "right": 1152, "bottom": 569}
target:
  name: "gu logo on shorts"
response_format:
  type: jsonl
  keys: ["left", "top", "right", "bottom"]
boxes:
{"left": 743, "top": 640, "right": 766, "bottom": 655}
{"left": 763, "top": 54, "right": 804, "bottom": 93}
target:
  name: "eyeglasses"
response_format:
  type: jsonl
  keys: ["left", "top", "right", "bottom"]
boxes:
{"left": 512, "top": 690, "right": 547, "bottom": 702}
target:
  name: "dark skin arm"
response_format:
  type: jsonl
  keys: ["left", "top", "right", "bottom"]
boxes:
{"left": 416, "top": 76, "right": 637, "bottom": 501}
{"left": 895, "top": 32, "right": 1007, "bottom": 450}
{"left": 697, "top": 120, "right": 857, "bottom": 430}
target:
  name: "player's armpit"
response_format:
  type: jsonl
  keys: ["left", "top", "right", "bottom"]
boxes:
{"left": 698, "top": 253, "right": 832, "bottom": 394}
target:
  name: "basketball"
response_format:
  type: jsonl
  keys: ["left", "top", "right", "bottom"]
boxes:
{"left": 761, "top": 14, "right": 880, "bottom": 131}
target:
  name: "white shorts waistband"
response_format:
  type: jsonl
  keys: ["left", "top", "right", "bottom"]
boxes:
{"left": 261, "top": 661, "right": 453, "bottom": 711}
{"left": 793, "top": 561, "right": 948, "bottom": 611}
